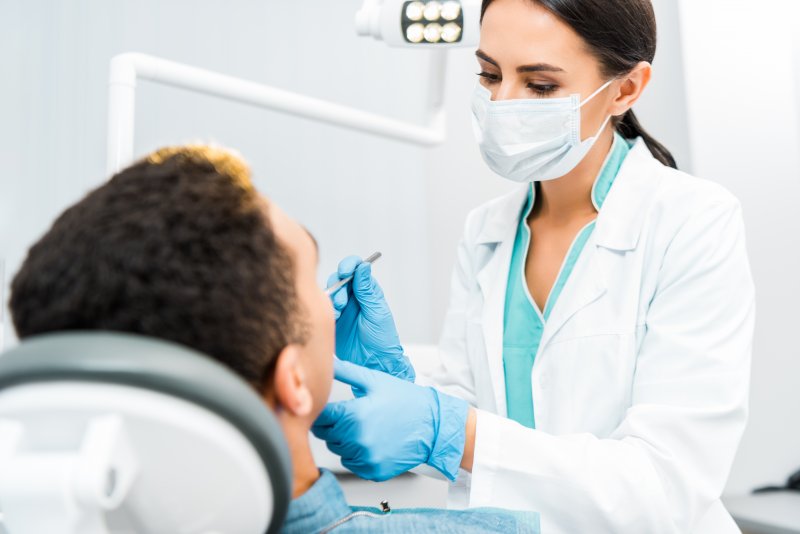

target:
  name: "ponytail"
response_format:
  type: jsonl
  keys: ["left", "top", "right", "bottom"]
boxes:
{"left": 616, "top": 110, "right": 677, "bottom": 169}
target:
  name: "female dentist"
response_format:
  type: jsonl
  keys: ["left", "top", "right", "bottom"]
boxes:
{"left": 313, "top": 0, "right": 755, "bottom": 532}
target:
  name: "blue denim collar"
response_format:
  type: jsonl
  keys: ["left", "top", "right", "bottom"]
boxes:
{"left": 282, "top": 469, "right": 352, "bottom": 533}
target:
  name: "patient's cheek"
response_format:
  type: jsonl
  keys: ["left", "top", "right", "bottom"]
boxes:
{"left": 303, "top": 353, "right": 333, "bottom": 417}
{"left": 314, "top": 361, "right": 334, "bottom": 414}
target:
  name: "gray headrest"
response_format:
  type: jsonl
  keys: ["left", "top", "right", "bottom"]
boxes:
{"left": 0, "top": 331, "right": 292, "bottom": 534}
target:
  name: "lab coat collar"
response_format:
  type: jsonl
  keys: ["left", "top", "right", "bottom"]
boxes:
{"left": 593, "top": 138, "right": 662, "bottom": 251}
{"left": 475, "top": 138, "right": 662, "bottom": 251}
{"left": 475, "top": 186, "right": 529, "bottom": 246}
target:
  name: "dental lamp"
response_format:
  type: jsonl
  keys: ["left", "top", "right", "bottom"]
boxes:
{"left": 104, "top": 2, "right": 481, "bottom": 179}
{"left": 355, "top": 0, "right": 481, "bottom": 47}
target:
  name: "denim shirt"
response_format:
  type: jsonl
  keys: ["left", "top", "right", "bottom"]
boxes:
{"left": 281, "top": 470, "right": 540, "bottom": 534}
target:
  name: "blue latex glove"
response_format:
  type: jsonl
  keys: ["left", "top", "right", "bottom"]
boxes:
{"left": 312, "top": 358, "right": 468, "bottom": 482}
{"left": 327, "top": 256, "right": 415, "bottom": 382}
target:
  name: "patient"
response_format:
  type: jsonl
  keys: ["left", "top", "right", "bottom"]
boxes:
{"left": 9, "top": 145, "right": 538, "bottom": 533}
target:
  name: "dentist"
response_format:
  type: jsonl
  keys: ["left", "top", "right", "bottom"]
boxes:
{"left": 313, "top": 0, "right": 755, "bottom": 532}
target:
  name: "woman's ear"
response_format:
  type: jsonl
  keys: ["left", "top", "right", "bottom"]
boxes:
{"left": 611, "top": 61, "right": 652, "bottom": 117}
{"left": 272, "top": 345, "right": 313, "bottom": 417}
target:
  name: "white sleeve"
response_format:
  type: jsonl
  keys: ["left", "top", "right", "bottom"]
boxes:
{"left": 469, "top": 199, "right": 755, "bottom": 533}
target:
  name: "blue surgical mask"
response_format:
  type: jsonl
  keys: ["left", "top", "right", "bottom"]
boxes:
{"left": 471, "top": 80, "right": 614, "bottom": 182}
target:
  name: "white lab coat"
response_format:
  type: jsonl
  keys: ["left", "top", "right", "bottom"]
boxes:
{"left": 429, "top": 139, "right": 755, "bottom": 533}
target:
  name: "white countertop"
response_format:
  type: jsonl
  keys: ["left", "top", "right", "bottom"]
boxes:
{"left": 724, "top": 492, "right": 800, "bottom": 534}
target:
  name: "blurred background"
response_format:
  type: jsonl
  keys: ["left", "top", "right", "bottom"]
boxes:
{"left": 1, "top": 0, "right": 798, "bottom": 517}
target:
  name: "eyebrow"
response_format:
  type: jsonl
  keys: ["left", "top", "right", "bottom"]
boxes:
{"left": 475, "top": 50, "right": 565, "bottom": 74}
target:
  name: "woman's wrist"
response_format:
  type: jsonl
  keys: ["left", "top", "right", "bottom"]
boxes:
{"left": 460, "top": 408, "right": 477, "bottom": 472}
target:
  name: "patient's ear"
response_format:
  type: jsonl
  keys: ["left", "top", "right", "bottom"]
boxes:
{"left": 272, "top": 345, "right": 313, "bottom": 417}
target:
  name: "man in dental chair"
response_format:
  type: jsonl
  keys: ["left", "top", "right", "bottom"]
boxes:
{"left": 8, "top": 145, "right": 539, "bottom": 533}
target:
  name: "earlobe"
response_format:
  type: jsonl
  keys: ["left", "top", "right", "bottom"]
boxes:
{"left": 273, "top": 345, "right": 314, "bottom": 417}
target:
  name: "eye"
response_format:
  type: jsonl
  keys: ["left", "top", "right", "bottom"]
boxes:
{"left": 477, "top": 71, "right": 500, "bottom": 84}
{"left": 528, "top": 83, "right": 558, "bottom": 96}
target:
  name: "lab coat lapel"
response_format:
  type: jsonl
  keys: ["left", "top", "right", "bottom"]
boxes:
{"left": 538, "top": 238, "right": 607, "bottom": 350}
{"left": 471, "top": 142, "right": 662, "bottom": 407}
{"left": 540, "top": 139, "right": 663, "bottom": 349}
{"left": 475, "top": 186, "right": 529, "bottom": 416}
{"left": 593, "top": 139, "right": 662, "bottom": 251}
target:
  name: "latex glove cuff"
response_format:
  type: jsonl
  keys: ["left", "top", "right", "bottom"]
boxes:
{"left": 427, "top": 390, "right": 469, "bottom": 481}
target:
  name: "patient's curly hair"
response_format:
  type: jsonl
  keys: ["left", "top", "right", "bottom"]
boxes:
{"left": 10, "top": 145, "right": 306, "bottom": 390}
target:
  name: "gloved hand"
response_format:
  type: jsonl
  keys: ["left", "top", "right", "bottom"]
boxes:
{"left": 327, "top": 256, "right": 415, "bottom": 382}
{"left": 312, "top": 358, "right": 468, "bottom": 482}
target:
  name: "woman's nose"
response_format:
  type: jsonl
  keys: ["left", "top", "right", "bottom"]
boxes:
{"left": 492, "top": 81, "right": 521, "bottom": 102}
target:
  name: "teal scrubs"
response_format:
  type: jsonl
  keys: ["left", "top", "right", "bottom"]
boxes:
{"left": 502, "top": 134, "right": 631, "bottom": 428}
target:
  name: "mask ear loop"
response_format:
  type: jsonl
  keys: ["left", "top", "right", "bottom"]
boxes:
{"left": 577, "top": 79, "right": 616, "bottom": 141}
{"left": 577, "top": 79, "right": 615, "bottom": 109}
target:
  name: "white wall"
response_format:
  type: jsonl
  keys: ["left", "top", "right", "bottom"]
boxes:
{"left": 678, "top": 0, "right": 800, "bottom": 494}
{"left": 0, "top": 0, "right": 437, "bottom": 346}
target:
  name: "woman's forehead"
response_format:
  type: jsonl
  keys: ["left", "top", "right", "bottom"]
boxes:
{"left": 479, "top": 0, "right": 589, "bottom": 69}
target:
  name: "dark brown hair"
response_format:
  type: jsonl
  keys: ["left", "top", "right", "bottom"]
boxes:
{"left": 481, "top": 0, "right": 677, "bottom": 169}
{"left": 10, "top": 145, "right": 307, "bottom": 390}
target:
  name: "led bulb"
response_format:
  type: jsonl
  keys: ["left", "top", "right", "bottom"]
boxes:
{"left": 441, "top": 22, "right": 462, "bottom": 43}
{"left": 406, "top": 23, "right": 425, "bottom": 43}
{"left": 405, "top": 2, "right": 425, "bottom": 22}
{"left": 423, "top": 1, "right": 442, "bottom": 22}
{"left": 423, "top": 22, "right": 443, "bottom": 42}
{"left": 441, "top": 1, "right": 462, "bottom": 21}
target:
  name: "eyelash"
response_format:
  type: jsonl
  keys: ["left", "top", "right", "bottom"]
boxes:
{"left": 476, "top": 72, "right": 558, "bottom": 96}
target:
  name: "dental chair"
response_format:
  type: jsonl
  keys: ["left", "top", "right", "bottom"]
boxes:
{"left": 0, "top": 332, "right": 292, "bottom": 534}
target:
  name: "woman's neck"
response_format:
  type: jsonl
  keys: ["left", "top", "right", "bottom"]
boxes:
{"left": 534, "top": 130, "right": 615, "bottom": 222}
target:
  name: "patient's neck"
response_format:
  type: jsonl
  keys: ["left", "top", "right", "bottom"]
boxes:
{"left": 279, "top": 416, "right": 320, "bottom": 499}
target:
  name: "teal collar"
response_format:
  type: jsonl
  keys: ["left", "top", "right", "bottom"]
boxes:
{"left": 521, "top": 133, "right": 631, "bottom": 219}
{"left": 475, "top": 137, "right": 657, "bottom": 249}
{"left": 591, "top": 133, "right": 630, "bottom": 210}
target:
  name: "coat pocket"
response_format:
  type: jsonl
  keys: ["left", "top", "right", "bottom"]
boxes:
{"left": 539, "top": 332, "right": 637, "bottom": 436}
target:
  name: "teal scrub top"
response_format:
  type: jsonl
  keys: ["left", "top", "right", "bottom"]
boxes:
{"left": 502, "top": 134, "right": 631, "bottom": 429}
